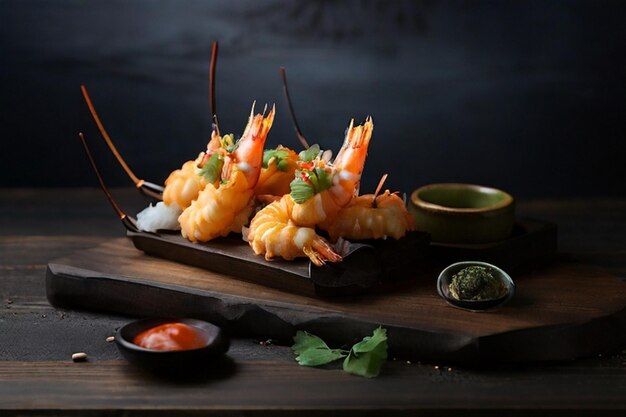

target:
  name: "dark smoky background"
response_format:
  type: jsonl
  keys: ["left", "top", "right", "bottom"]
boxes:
{"left": 1, "top": 0, "right": 625, "bottom": 198}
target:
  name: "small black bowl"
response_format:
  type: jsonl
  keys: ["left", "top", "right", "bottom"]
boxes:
{"left": 437, "top": 261, "right": 515, "bottom": 312}
{"left": 115, "top": 318, "right": 230, "bottom": 376}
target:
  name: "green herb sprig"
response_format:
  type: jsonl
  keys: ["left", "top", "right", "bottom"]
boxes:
{"left": 289, "top": 167, "right": 334, "bottom": 204}
{"left": 291, "top": 327, "right": 388, "bottom": 378}
{"left": 298, "top": 144, "right": 321, "bottom": 162}
{"left": 262, "top": 148, "right": 292, "bottom": 172}
{"left": 198, "top": 153, "right": 224, "bottom": 184}
{"left": 220, "top": 133, "right": 238, "bottom": 153}
{"left": 292, "top": 332, "right": 348, "bottom": 366}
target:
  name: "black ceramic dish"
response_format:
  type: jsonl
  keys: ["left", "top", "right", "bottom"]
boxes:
{"left": 115, "top": 318, "right": 230, "bottom": 375}
{"left": 436, "top": 261, "right": 515, "bottom": 312}
{"left": 128, "top": 229, "right": 431, "bottom": 297}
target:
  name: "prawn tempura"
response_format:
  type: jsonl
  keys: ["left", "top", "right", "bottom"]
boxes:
{"left": 248, "top": 197, "right": 341, "bottom": 266}
{"left": 323, "top": 190, "right": 416, "bottom": 241}
{"left": 179, "top": 103, "right": 275, "bottom": 242}
{"left": 162, "top": 129, "right": 223, "bottom": 210}
{"left": 247, "top": 118, "right": 373, "bottom": 265}
{"left": 254, "top": 146, "right": 300, "bottom": 198}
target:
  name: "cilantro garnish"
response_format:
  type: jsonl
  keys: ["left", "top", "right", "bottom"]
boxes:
{"left": 262, "top": 148, "right": 292, "bottom": 171}
{"left": 198, "top": 153, "right": 224, "bottom": 183}
{"left": 298, "top": 144, "right": 321, "bottom": 162}
{"left": 343, "top": 327, "right": 388, "bottom": 378}
{"left": 312, "top": 167, "right": 333, "bottom": 191}
{"left": 291, "top": 327, "right": 388, "bottom": 378}
{"left": 289, "top": 178, "right": 315, "bottom": 204}
{"left": 292, "top": 331, "right": 348, "bottom": 367}
{"left": 220, "top": 133, "right": 238, "bottom": 153}
{"left": 289, "top": 166, "right": 333, "bottom": 204}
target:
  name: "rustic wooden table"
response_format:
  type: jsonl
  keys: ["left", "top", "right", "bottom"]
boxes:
{"left": 1, "top": 188, "right": 625, "bottom": 416}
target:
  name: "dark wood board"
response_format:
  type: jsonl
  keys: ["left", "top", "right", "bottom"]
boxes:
{"left": 125, "top": 218, "right": 553, "bottom": 296}
{"left": 129, "top": 230, "right": 431, "bottom": 297}
{"left": 430, "top": 218, "right": 558, "bottom": 272}
{"left": 46, "top": 238, "right": 626, "bottom": 363}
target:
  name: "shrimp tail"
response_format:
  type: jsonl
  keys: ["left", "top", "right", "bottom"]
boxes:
{"left": 305, "top": 240, "right": 343, "bottom": 267}
{"left": 333, "top": 116, "right": 373, "bottom": 173}
{"left": 233, "top": 103, "right": 276, "bottom": 188}
{"left": 330, "top": 117, "right": 374, "bottom": 207}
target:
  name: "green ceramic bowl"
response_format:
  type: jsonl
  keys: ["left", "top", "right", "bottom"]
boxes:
{"left": 409, "top": 183, "right": 515, "bottom": 244}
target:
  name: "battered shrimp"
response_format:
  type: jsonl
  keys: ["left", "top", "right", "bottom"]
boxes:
{"left": 247, "top": 118, "right": 373, "bottom": 264}
{"left": 323, "top": 190, "right": 416, "bottom": 241}
{"left": 247, "top": 197, "right": 342, "bottom": 266}
{"left": 162, "top": 129, "right": 223, "bottom": 210}
{"left": 179, "top": 104, "right": 275, "bottom": 242}
{"left": 162, "top": 158, "right": 207, "bottom": 210}
{"left": 290, "top": 117, "right": 374, "bottom": 228}
{"left": 254, "top": 146, "right": 300, "bottom": 198}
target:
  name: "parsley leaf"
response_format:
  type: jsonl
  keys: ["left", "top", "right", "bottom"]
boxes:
{"left": 292, "top": 331, "right": 348, "bottom": 367}
{"left": 298, "top": 144, "right": 321, "bottom": 162}
{"left": 291, "top": 327, "right": 389, "bottom": 377}
{"left": 198, "top": 153, "right": 224, "bottom": 183}
{"left": 343, "top": 327, "right": 388, "bottom": 378}
{"left": 262, "top": 148, "right": 292, "bottom": 171}
{"left": 290, "top": 177, "right": 315, "bottom": 204}
{"left": 289, "top": 167, "right": 333, "bottom": 203}
{"left": 314, "top": 167, "right": 333, "bottom": 191}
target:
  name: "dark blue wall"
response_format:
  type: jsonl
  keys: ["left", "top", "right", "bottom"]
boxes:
{"left": 2, "top": 0, "right": 625, "bottom": 197}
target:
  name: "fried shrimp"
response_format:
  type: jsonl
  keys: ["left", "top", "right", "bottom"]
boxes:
{"left": 254, "top": 146, "right": 300, "bottom": 198}
{"left": 323, "top": 191, "right": 416, "bottom": 241}
{"left": 290, "top": 117, "right": 374, "bottom": 229}
{"left": 162, "top": 129, "right": 223, "bottom": 210}
{"left": 322, "top": 174, "right": 415, "bottom": 241}
{"left": 247, "top": 197, "right": 342, "bottom": 266}
{"left": 179, "top": 104, "right": 275, "bottom": 242}
{"left": 162, "top": 158, "right": 208, "bottom": 210}
{"left": 247, "top": 118, "right": 374, "bottom": 264}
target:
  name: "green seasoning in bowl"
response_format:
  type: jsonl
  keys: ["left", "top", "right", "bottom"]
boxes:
{"left": 408, "top": 183, "right": 515, "bottom": 243}
{"left": 448, "top": 265, "right": 507, "bottom": 301}
{"left": 437, "top": 261, "right": 515, "bottom": 312}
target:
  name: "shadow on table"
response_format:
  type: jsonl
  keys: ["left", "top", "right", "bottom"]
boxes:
{"left": 122, "top": 355, "right": 237, "bottom": 384}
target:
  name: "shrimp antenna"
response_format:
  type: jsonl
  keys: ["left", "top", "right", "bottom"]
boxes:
{"left": 372, "top": 173, "right": 389, "bottom": 208}
{"left": 212, "top": 114, "right": 221, "bottom": 137}
{"left": 80, "top": 85, "right": 164, "bottom": 200}
{"left": 279, "top": 66, "right": 309, "bottom": 149}
{"left": 78, "top": 132, "right": 139, "bottom": 233}
{"left": 209, "top": 41, "right": 219, "bottom": 134}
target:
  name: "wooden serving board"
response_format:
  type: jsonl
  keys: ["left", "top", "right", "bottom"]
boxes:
{"left": 46, "top": 238, "right": 626, "bottom": 363}
{"left": 430, "top": 218, "right": 558, "bottom": 272}
{"left": 125, "top": 219, "right": 555, "bottom": 297}
{"left": 128, "top": 230, "right": 431, "bottom": 296}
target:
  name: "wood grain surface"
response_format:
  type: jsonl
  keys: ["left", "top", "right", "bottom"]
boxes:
{"left": 2, "top": 189, "right": 626, "bottom": 416}
{"left": 47, "top": 237, "right": 626, "bottom": 362}
{"left": 2, "top": 360, "right": 626, "bottom": 416}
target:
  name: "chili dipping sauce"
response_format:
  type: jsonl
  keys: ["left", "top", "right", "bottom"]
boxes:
{"left": 133, "top": 322, "right": 208, "bottom": 351}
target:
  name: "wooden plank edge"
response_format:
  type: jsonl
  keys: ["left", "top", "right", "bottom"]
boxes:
{"left": 45, "top": 264, "right": 626, "bottom": 363}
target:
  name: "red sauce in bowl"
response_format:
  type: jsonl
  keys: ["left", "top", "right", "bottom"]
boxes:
{"left": 133, "top": 323, "right": 208, "bottom": 351}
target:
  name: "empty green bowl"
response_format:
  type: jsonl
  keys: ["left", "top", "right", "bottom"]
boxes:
{"left": 409, "top": 183, "right": 515, "bottom": 244}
